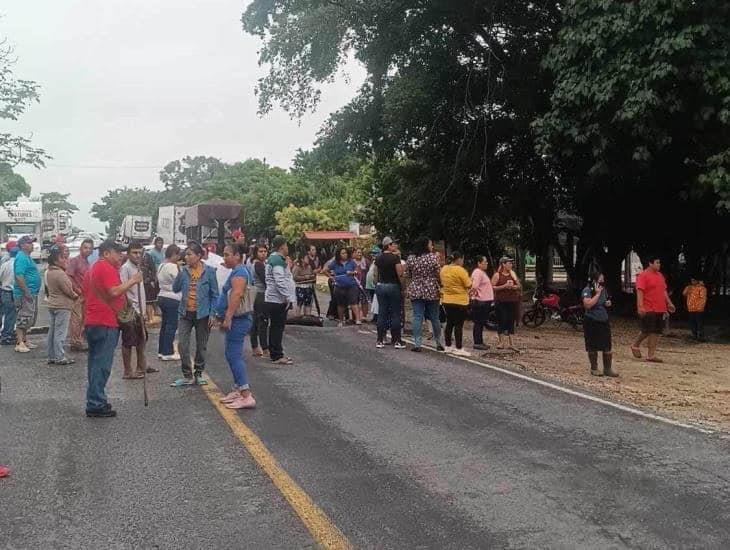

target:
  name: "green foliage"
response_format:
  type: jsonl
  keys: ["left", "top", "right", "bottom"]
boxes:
{"left": 40, "top": 192, "right": 78, "bottom": 213}
{"left": 0, "top": 163, "right": 31, "bottom": 203}
{"left": 533, "top": 0, "right": 730, "bottom": 284}
{"left": 0, "top": 38, "right": 50, "bottom": 168}
{"left": 243, "top": 0, "right": 563, "bottom": 257}
{"left": 274, "top": 205, "right": 342, "bottom": 243}
{"left": 91, "top": 187, "right": 161, "bottom": 236}
{"left": 159, "top": 156, "right": 226, "bottom": 193}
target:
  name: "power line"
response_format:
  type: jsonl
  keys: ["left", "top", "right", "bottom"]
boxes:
{"left": 46, "top": 163, "right": 162, "bottom": 169}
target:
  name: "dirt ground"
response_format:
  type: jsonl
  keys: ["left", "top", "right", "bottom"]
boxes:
{"left": 451, "top": 317, "right": 730, "bottom": 433}
{"left": 315, "top": 284, "right": 729, "bottom": 432}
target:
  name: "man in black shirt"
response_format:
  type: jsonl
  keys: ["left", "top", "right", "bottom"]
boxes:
{"left": 374, "top": 237, "right": 405, "bottom": 348}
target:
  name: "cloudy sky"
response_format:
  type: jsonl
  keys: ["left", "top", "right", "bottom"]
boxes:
{"left": 2, "top": 1, "right": 363, "bottom": 232}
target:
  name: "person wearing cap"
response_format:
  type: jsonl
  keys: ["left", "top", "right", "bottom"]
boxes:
{"left": 13, "top": 235, "right": 41, "bottom": 353}
{"left": 0, "top": 241, "right": 18, "bottom": 345}
{"left": 83, "top": 240, "right": 143, "bottom": 417}
{"left": 374, "top": 236, "right": 405, "bottom": 349}
{"left": 264, "top": 235, "right": 297, "bottom": 364}
{"left": 491, "top": 256, "right": 522, "bottom": 350}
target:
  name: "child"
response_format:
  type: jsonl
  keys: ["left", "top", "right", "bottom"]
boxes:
{"left": 682, "top": 277, "right": 707, "bottom": 341}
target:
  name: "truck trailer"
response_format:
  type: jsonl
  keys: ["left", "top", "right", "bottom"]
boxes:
{"left": 0, "top": 200, "right": 43, "bottom": 259}
{"left": 156, "top": 206, "right": 187, "bottom": 247}
{"left": 118, "top": 215, "right": 153, "bottom": 245}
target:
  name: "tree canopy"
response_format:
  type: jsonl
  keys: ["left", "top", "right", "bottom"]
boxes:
{"left": 0, "top": 163, "right": 30, "bottom": 203}
{"left": 0, "top": 38, "right": 49, "bottom": 168}
{"left": 39, "top": 192, "right": 78, "bottom": 213}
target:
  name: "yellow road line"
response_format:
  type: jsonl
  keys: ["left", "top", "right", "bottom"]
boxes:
{"left": 201, "top": 379, "right": 352, "bottom": 550}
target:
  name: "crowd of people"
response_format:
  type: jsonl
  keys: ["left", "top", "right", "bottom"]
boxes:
{"left": 0, "top": 231, "right": 709, "bottom": 421}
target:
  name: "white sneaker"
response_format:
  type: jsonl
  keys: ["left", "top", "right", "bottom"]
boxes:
{"left": 444, "top": 346, "right": 454, "bottom": 354}
{"left": 394, "top": 342, "right": 406, "bottom": 350}
{"left": 25, "top": 341, "right": 38, "bottom": 350}
{"left": 160, "top": 354, "right": 181, "bottom": 361}
{"left": 376, "top": 341, "right": 385, "bottom": 349}
{"left": 454, "top": 348, "right": 472, "bottom": 357}
{"left": 15, "top": 342, "right": 30, "bottom": 353}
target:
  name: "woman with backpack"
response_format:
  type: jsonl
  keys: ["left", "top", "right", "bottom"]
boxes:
{"left": 216, "top": 243, "right": 257, "bottom": 409}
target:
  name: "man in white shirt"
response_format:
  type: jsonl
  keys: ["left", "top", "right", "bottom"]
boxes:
{"left": 0, "top": 241, "right": 18, "bottom": 345}
{"left": 203, "top": 244, "right": 230, "bottom": 292}
{"left": 119, "top": 241, "right": 156, "bottom": 378}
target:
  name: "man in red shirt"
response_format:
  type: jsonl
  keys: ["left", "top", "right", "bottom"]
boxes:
{"left": 84, "top": 240, "right": 142, "bottom": 417}
{"left": 67, "top": 238, "right": 94, "bottom": 351}
{"left": 631, "top": 256, "right": 676, "bottom": 363}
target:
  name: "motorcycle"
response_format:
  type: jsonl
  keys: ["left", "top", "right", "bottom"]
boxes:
{"left": 522, "top": 287, "right": 584, "bottom": 330}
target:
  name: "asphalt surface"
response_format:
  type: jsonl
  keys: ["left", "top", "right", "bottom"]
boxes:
{"left": 1, "top": 307, "right": 730, "bottom": 549}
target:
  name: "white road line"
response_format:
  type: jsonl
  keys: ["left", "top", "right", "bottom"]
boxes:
{"left": 364, "top": 329, "right": 714, "bottom": 434}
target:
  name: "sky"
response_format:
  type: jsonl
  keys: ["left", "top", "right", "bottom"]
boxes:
{"left": 2, "top": 0, "right": 364, "bottom": 232}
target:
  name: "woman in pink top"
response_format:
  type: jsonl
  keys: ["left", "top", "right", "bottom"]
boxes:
{"left": 470, "top": 256, "right": 494, "bottom": 350}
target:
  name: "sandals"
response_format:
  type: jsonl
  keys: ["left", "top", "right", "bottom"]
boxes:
{"left": 194, "top": 375, "right": 209, "bottom": 385}
{"left": 630, "top": 346, "right": 642, "bottom": 359}
{"left": 170, "top": 377, "right": 194, "bottom": 386}
{"left": 55, "top": 359, "right": 75, "bottom": 366}
{"left": 646, "top": 357, "right": 664, "bottom": 364}
{"left": 123, "top": 373, "right": 145, "bottom": 380}
{"left": 271, "top": 357, "right": 293, "bottom": 365}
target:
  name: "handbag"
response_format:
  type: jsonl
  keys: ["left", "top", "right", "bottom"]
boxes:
{"left": 228, "top": 268, "right": 256, "bottom": 316}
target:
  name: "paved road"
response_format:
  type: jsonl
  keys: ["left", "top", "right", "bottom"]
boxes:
{"left": 1, "top": 313, "right": 729, "bottom": 548}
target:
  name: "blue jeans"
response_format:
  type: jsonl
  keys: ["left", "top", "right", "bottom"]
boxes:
{"left": 158, "top": 296, "right": 180, "bottom": 355}
{"left": 86, "top": 325, "right": 120, "bottom": 412}
{"left": 47, "top": 308, "right": 71, "bottom": 361}
{"left": 0, "top": 289, "right": 16, "bottom": 342}
{"left": 411, "top": 299, "right": 441, "bottom": 348}
{"left": 376, "top": 283, "right": 402, "bottom": 343}
{"left": 225, "top": 314, "right": 253, "bottom": 389}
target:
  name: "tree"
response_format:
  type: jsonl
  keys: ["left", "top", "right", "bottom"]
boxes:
{"left": 274, "top": 204, "right": 342, "bottom": 243}
{"left": 159, "top": 156, "right": 226, "bottom": 194}
{"left": 39, "top": 192, "right": 78, "bottom": 213}
{"left": 0, "top": 38, "right": 49, "bottom": 167}
{"left": 243, "top": 0, "right": 564, "bottom": 260}
{"left": 534, "top": 0, "right": 730, "bottom": 289}
{"left": 91, "top": 187, "right": 161, "bottom": 236}
{"left": 0, "top": 162, "right": 30, "bottom": 202}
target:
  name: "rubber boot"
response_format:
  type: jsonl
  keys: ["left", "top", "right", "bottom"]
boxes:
{"left": 588, "top": 352, "right": 601, "bottom": 376}
{"left": 602, "top": 352, "right": 618, "bottom": 377}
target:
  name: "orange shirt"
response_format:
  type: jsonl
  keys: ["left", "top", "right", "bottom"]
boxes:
{"left": 186, "top": 264, "right": 203, "bottom": 312}
{"left": 684, "top": 284, "right": 707, "bottom": 313}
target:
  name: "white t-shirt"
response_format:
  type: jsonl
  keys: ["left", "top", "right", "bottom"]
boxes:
{"left": 204, "top": 252, "right": 229, "bottom": 291}
{"left": 157, "top": 262, "right": 181, "bottom": 301}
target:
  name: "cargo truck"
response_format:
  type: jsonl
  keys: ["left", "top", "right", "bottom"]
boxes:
{"left": 118, "top": 215, "right": 153, "bottom": 244}
{"left": 41, "top": 210, "right": 72, "bottom": 245}
{"left": 0, "top": 200, "right": 43, "bottom": 260}
{"left": 156, "top": 206, "right": 187, "bottom": 247}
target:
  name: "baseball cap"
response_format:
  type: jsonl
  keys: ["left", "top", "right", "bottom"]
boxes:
{"left": 499, "top": 256, "right": 514, "bottom": 264}
{"left": 98, "top": 240, "right": 127, "bottom": 254}
{"left": 4, "top": 240, "right": 16, "bottom": 252}
{"left": 17, "top": 235, "right": 35, "bottom": 246}
{"left": 382, "top": 236, "right": 397, "bottom": 248}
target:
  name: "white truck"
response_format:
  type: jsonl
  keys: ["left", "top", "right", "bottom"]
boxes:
{"left": 119, "top": 215, "right": 153, "bottom": 245}
{"left": 41, "top": 210, "right": 72, "bottom": 245}
{"left": 0, "top": 200, "right": 43, "bottom": 259}
{"left": 156, "top": 206, "right": 187, "bottom": 247}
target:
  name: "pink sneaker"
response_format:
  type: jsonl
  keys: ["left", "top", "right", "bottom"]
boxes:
{"left": 219, "top": 390, "right": 240, "bottom": 404}
{"left": 225, "top": 395, "right": 256, "bottom": 410}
